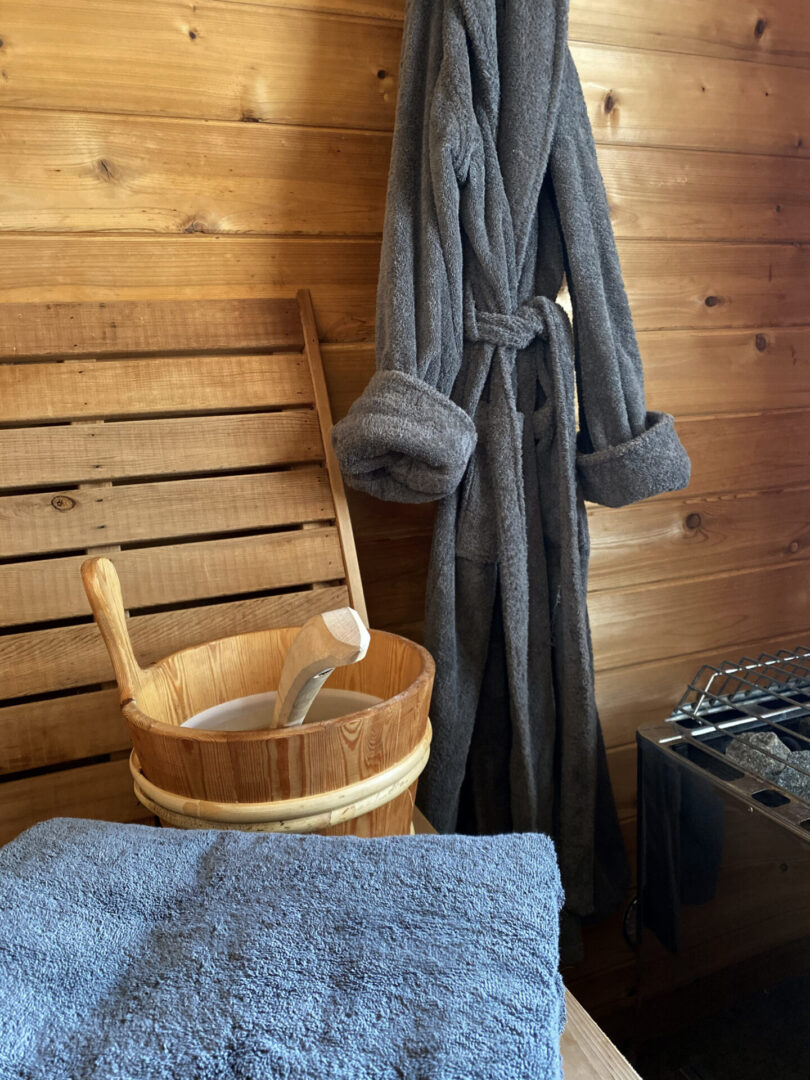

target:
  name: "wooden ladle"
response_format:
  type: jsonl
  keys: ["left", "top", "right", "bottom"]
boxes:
{"left": 270, "top": 607, "right": 370, "bottom": 728}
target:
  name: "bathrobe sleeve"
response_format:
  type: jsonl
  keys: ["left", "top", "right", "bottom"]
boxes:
{"left": 549, "top": 51, "right": 691, "bottom": 508}
{"left": 331, "top": 0, "right": 477, "bottom": 504}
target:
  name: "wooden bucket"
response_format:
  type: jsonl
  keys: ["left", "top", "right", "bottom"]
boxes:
{"left": 82, "top": 558, "right": 434, "bottom": 837}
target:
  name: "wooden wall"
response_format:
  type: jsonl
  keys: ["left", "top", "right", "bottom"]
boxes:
{"left": 1, "top": 0, "right": 809, "bottom": 1018}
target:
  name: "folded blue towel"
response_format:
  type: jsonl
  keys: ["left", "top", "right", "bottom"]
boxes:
{"left": 0, "top": 819, "right": 565, "bottom": 1080}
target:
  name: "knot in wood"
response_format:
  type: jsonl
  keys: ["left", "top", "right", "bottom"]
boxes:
{"left": 685, "top": 512, "right": 702, "bottom": 530}
{"left": 51, "top": 495, "right": 76, "bottom": 512}
{"left": 704, "top": 295, "right": 722, "bottom": 307}
{"left": 603, "top": 92, "right": 616, "bottom": 115}
{"left": 754, "top": 17, "right": 768, "bottom": 39}
{"left": 755, "top": 334, "right": 768, "bottom": 352}
{"left": 789, "top": 540, "right": 801, "bottom": 554}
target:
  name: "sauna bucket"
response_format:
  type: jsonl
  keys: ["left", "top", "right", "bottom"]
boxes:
{"left": 81, "top": 558, "right": 434, "bottom": 837}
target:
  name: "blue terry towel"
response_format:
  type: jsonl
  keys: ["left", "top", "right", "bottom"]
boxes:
{"left": 0, "top": 819, "right": 565, "bottom": 1080}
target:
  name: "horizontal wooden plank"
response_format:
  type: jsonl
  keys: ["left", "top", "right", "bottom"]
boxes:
{"left": 575, "top": 42, "right": 810, "bottom": 158}
{"left": 0, "top": 353, "right": 313, "bottom": 422}
{"left": 0, "top": 411, "right": 323, "bottom": 488}
{"left": 235, "top": 0, "right": 403, "bottom": 18}
{"left": 595, "top": 630, "right": 810, "bottom": 750}
{"left": 6, "top": 5, "right": 810, "bottom": 157}
{"left": 640, "top": 326, "right": 810, "bottom": 416}
{"left": 598, "top": 145, "right": 810, "bottom": 243}
{"left": 569, "top": 0, "right": 810, "bottom": 69}
{"left": 0, "top": 297, "right": 303, "bottom": 359}
{"left": 0, "top": 526, "right": 344, "bottom": 627}
{"left": 345, "top": 488, "right": 434, "bottom": 542}
{"left": 620, "top": 241, "right": 810, "bottom": 332}
{"left": 0, "top": 108, "right": 390, "bottom": 235}
{"left": 3, "top": 237, "right": 808, "bottom": 338}
{"left": 0, "top": 759, "right": 152, "bottom": 847}
{"left": 0, "top": 237, "right": 379, "bottom": 343}
{"left": 9, "top": 109, "right": 810, "bottom": 245}
{"left": 0, "top": 0, "right": 401, "bottom": 130}
{"left": 0, "top": 586, "right": 348, "bottom": 700}
{"left": 590, "top": 562, "right": 810, "bottom": 672}
{"left": 588, "top": 487, "right": 810, "bottom": 591}
{"left": 0, "top": 466, "right": 334, "bottom": 557}
{"left": 356, "top": 533, "right": 431, "bottom": 632}
{"left": 0, "top": 689, "right": 126, "bottom": 775}
{"left": 676, "top": 409, "right": 810, "bottom": 497}
{"left": 322, "top": 341, "right": 375, "bottom": 421}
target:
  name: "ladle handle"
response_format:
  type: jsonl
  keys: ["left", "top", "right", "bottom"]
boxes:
{"left": 81, "top": 557, "right": 144, "bottom": 700}
{"left": 271, "top": 608, "right": 370, "bottom": 728}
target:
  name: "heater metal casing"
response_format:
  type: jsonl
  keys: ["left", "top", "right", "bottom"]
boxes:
{"left": 637, "top": 650, "right": 810, "bottom": 1010}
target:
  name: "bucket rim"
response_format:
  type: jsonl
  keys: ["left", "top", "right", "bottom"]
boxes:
{"left": 122, "top": 626, "right": 434, "bottom": 742}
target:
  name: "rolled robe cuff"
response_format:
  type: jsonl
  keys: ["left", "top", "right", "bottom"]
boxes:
{"left": 576, "top": 411, "right": 691, "bottom": 508}
{"left": 331, "top": 370, "right": 478, "bottom": 504}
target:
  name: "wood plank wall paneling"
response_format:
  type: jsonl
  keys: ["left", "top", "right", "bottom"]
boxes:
{"left": 1, "top": 0, "right": 809, "bottom": 1025}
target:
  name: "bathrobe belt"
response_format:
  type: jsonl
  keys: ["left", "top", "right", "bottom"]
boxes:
{"left": 464, "top": 295, "right": 566, "bottom": 354}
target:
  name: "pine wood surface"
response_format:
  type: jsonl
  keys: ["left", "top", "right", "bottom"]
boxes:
{"left": 590, "top": 560, "right": 810, "bottom": 672}
{"left": 0, "top": 108, "right": 391, "bottom": 236}
{"left": 0, "top": 467, "right": 335, "bottom": 558}
{"left": 0, "top": 758, "right": 153, "bottom": 847}
{"left": 298, "top": 289, "right": 368, "bottom": 623}
{"left": 588, "top": 486, "right": 810, "bottom": 590}
{"left": 0, "top": 0, "right": 403, "bottom": 130}
{"left": 0, "top": 236, "right": 380, "bottom": 341}
{"left": 1, "top": 587, "right": 349, "bottom": 700}
{"left": 0, "top": 411, "right": 324, "bottom": 488}
{"left": 4, "top": 237, "right": 810, "bottom": 341}
{"left": 5, "top": 107, "right": 810, "bottom": 245}
{"left": 1, "top": 527, "right": 344, "bottom": 627}
{"left": 0, "top": 297, "right": 304, "bottom": 357}
{"left": 0, "top": 689, "right": 127, "bottom": 776}
{"left": 4, "top": 4, "right": 810, "bottom": 156}
{"left": 0, "top": 353, "right": 313, "bottom": 421}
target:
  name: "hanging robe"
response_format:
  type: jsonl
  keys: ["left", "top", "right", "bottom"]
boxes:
{"left": 332, "top": 0, "right": 691, "bottom": 925}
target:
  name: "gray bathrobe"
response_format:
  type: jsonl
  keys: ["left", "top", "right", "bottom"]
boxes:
{"left": 333, "top": 0, "right": 690, "bottom": 923}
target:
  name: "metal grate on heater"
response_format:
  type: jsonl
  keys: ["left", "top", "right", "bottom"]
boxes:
{"left": 663, "top": 649, "right": 810, "bottom": 825}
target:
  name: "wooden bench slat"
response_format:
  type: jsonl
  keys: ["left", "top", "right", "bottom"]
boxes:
{"left": 0, "top": 411, "right": 323, "bottom": 489}
{"left": 0, "top": 466, "right": 334, "bottom": 558}
{"left": 0, "top": 298, "right": 303, "bottom": 359}
{"left": 0, "top": 353, "right": 313, "bottom": 422}
{"left": 0, "top": 759, "right": 151, "bottom": 846}
{"left": 0, "top": 690, "right": 126, "bottom": 776}
{"left": 0, "top": 586, "right": 349, "bottom": 700}
{"left": 0, "top": 526, "right": 344, "bottom": 627}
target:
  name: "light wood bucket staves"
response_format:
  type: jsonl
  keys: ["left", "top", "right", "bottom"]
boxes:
{"left": 82, "top": 558, "right": 434, "bottom": 836}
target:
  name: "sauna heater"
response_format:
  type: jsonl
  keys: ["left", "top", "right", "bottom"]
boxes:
{"left": 637, "top": 648, "right": 810, "bottom": 1019}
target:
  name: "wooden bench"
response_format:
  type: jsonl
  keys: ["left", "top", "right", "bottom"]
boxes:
{"left": 0, "top": 292, "right": 363, "bottom": 842}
